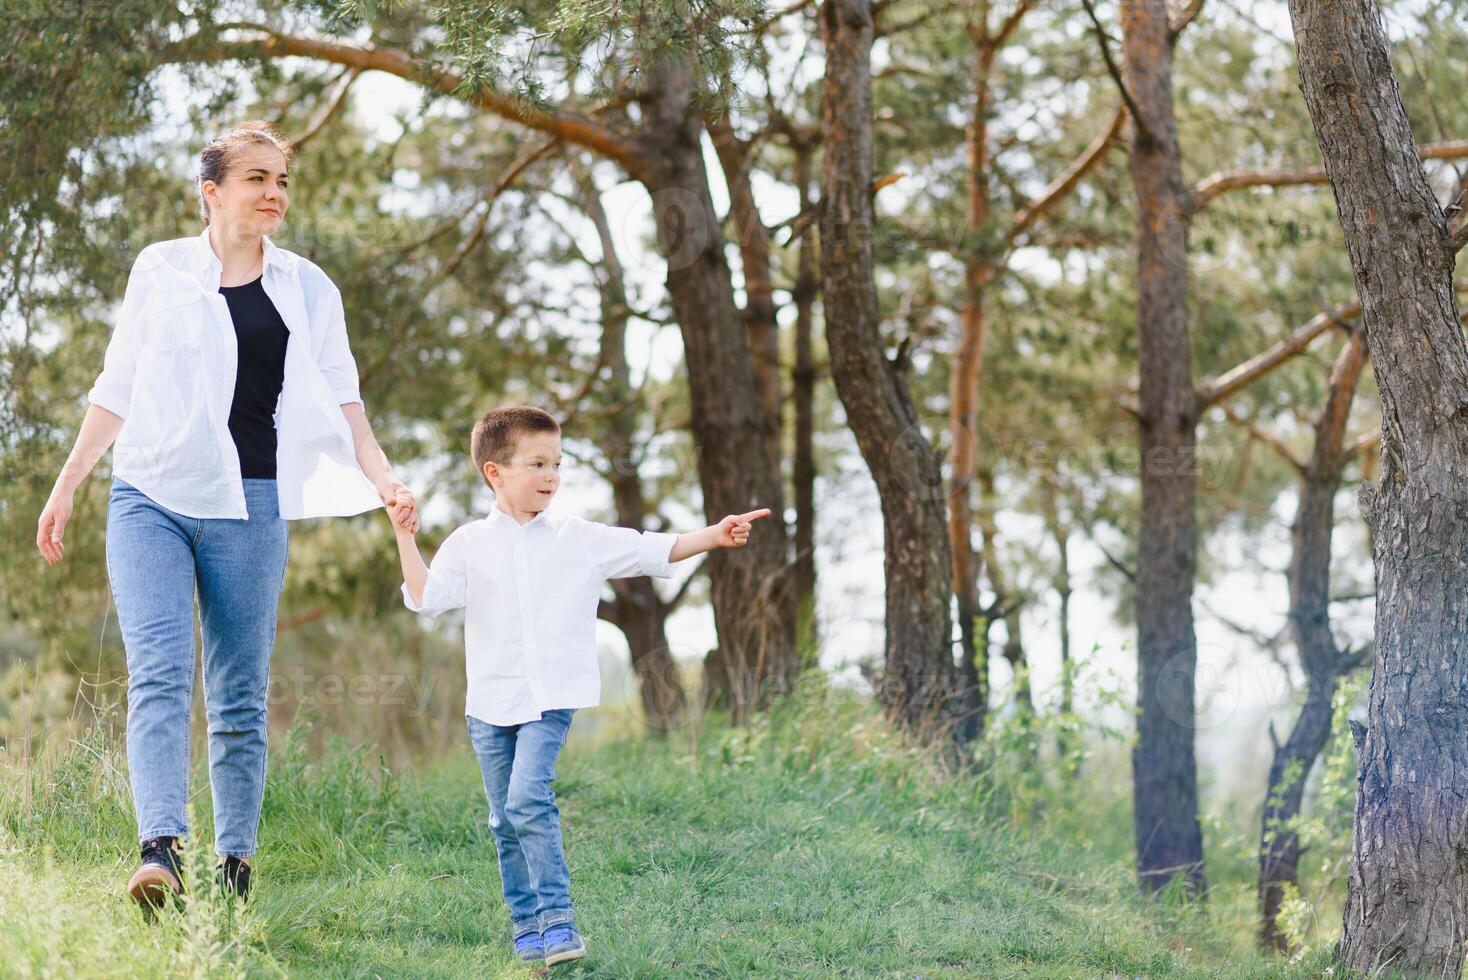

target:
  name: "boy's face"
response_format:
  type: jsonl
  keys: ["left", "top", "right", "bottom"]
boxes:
{"left": 485, "top": 430, "right": 561, "bottom": 515}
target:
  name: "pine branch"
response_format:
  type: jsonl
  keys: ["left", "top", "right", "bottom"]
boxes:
{"left": 1195, "top": 300, "right": 1359, "bottom": 411}
{"left": 1079, "top": 0, "right": 1154, "bottom": 147}
{"left": 1005, "top": 104, "right": 1127, "bottom": 249}
{"left": 1192, "top": 139, "right": 1468, "bottom": 212}
{"left": 164, "top": 27, "right": 651, "bottom": 178}
{"left": 291, "top": 67, "right": 362, "bottom": 151}
{"left": 1217, "top": 402, "right": 1306, "bottom": 474}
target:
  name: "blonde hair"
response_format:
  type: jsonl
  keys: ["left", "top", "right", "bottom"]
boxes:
{"left": 196, "top": 120, "right": 295, "bottom": 225}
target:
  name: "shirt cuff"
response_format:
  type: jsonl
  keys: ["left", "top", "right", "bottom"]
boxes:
{"left": 401, "top": 580, "right": 428, "bottom": 614}
{"left": 638, "top": 530, "right": 678, "bottom": 579}
{"left": 87, "top": 384, "right": 130, "bottom": 420}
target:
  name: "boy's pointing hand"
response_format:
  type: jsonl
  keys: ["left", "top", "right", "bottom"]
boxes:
{"left": 714, "top": 508, "right": 771, "bottom": 549}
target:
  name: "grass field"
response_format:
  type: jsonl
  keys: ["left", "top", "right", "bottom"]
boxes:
{"left": 0, "top": 685, "right": 1345, "bottom": 978}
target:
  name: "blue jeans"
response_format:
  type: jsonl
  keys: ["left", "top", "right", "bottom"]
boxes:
{"left": 106, "top": 476, "right": 289, "bottom": 858}
{"left": 466, "top": 709, "right": 577, "bottom": 938}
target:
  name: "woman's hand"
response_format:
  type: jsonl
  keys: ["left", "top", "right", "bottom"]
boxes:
{"left": 37, "top": 489, "right": 74, "bottom": 566}
{"left": 376, "top": 477, "right": 419, "bottom": 533}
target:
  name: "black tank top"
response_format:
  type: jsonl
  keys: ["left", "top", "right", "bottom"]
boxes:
{"left": 218, "top": 275, "right": 290, "bottom": 479}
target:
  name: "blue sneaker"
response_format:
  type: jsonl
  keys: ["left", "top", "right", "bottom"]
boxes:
{"left": 542, "top": 924, "right": 587, "bottom": 965}
{"left": 514, "top": 931, "right": 545, "bottom": 962}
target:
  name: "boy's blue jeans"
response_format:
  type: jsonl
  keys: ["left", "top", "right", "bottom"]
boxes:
{"left": 466, "top": 709, "right": 578, "bottom": 938}
{"left": 106, "top": 476, "right": 289, "bottom": 858}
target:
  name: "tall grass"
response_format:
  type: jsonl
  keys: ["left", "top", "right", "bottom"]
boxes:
{"left": 0, "top": 670, "right": 1350, "bottom": 978}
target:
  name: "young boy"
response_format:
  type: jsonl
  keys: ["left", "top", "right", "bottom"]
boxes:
{"left": 387, "top": 405, "right": 768, "bottom": 966}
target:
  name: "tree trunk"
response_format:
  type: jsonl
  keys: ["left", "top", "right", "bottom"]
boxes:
{"left": 1040, "top": 481, "right": 1075, "bottom": 765}
{"left": 1258, "top": 326, "right": 1369, "bottom": 952}
{"left": 792, "top": 145, "right": 820, "bottom": 642}
{"left": 574, "top": 163, "right": 689, "bottom": 732}
{"left": 637, "top": 53, "right": 798, "bottom": 720}
{"left": 949, "top": 25, "right": 1001, "bottom": 744}
{"left": 709, "top": 119, "right": 786, "bottom": 532}
{"left": 1257, "top": 675, "right": 1337, "bottom": 950}
{"left": 1121, "top": 0, "right": 1206, "bottom": 896}
{"left": 600, "top": 587, "right": 687, "bottom": 731}
{"left": 820, "top": 0, "right": 967, "bottom": 759}
{"left": 1287, "top": 1, "right": 1468, "bottom": 972}
{"left": 977, "top": 464, "right": 1032, "bottom": 714}
{"left": 1057, "top": 530, "right": 1072, "bottom": 721}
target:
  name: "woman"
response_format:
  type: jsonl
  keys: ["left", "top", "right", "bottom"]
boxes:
{"left": 34, "top": 121, "right": 420, "bottom": 910}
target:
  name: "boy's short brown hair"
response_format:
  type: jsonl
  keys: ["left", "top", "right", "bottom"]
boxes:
{"left": 471, "top": 406, "right": 561, "bottom": 486}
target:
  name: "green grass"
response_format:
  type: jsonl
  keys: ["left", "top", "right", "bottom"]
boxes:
{"left": 0, "top": 687, "right": 1341, "bottom": 978}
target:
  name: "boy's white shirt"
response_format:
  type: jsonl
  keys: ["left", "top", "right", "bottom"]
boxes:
{"left": 87, "top": 227, "right": 382, "bottom": 520}
{"left": 402, "top": 503, "right": 679, "bottom": 725}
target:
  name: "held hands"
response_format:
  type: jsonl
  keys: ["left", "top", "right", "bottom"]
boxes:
{"left": 712, "top": 508, "right": 771, "bottom": 549}
{"left": 381, "top": 482, "right": 420, "bottom": 534}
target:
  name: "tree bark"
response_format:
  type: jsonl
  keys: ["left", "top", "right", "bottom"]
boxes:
{"left": 949, "top": 23, "right": 998, "bottom": 745}
{"left": 791, "top": 144, "right": 820, "bottom": 639}
{"left": 1121, "top": 0, "right": 1206, "bottom": 896}
{"left": 636, "top": 52, "right": 799, "bottom": 720}
{"left": 944, "top": 5, "right": 1112, "bottom": 744}
{"left": 709, "top": 118, "right": 786, "bottom": 530}
{"left": 574, "top": 162, "right": 689, "bottom": 733}
{"left": 1257, "top": 676, "right": 1337, "bottom": 947}
{"left": 1039, "top": 479, "right": 1075, "bottom": 765}
{"left": 1287, "top": 0, "right": 1468, "bottom": 972}
{"left": 1258, "top": 326, "right": 1368, "bottom": 953}
{"left": 977, "top": 463, "right": 1033, "bottom": 714}
{"left": 820, "top": 0, "right": 968, "bottom": 758}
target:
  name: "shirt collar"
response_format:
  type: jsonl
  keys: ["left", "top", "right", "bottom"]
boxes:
{"left": 488, "top": 500, "right": 551, "bottom": 528}
{"left": 190, "top": 226, "right": 295, "bottom": 284}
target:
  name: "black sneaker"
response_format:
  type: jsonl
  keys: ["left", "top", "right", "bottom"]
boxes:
{"left": 127, "top": 836, "right": 184, "bottom": 910}
{"left": 215, "top": 856, "right": 251, "bottom": 902}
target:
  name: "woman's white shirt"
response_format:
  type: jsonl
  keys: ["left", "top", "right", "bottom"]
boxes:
{"left": 87, "top": 228, "right": 383, "bottom": 521}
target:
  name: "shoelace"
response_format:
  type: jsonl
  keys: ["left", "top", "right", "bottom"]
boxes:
{"left": 543, "top": 925, "right": 577, "bottom": 946}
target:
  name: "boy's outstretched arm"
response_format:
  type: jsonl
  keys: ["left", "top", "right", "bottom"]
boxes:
{"left": 388, "top": 494, "right": 430, "bottom": 607}
{"left": 669, "top": 508, "right": 771, "bottom": 562}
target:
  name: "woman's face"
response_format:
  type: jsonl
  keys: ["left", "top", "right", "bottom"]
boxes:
{"left": 202, "top": 144, "right": 290, "bottom": 238}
